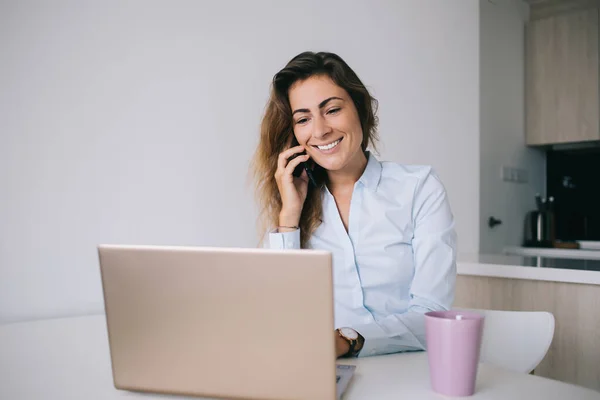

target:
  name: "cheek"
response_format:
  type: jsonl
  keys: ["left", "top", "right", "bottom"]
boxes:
{"left": 335, "top": 110, "right": 361, "bottom": 134}
{"left": 340, "top": 117, "right": 363, "bottom": 142}
{"left": 293, "top": 127, "right": 311, "bottom": 145}
{"left": 352, "top": 113, "right": 363, "bottom": 134}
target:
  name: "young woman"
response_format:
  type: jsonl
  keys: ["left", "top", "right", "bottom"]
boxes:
{"left": 252, "top": 51, "right": 456, "bottom": 358}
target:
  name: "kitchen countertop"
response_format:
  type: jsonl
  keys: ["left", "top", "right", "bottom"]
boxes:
{"left": 504, "top": 246, "right": 600, "bottom": 260}
{"left": 457, "top": 253, "right": 600, "bottom": 286}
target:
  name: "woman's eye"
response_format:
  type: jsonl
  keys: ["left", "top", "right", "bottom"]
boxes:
{"left": 296, "top": 117, "right": 309, "bottom": 125}
{"left": 327, "top": 108, "right": 341, "bottom": 115}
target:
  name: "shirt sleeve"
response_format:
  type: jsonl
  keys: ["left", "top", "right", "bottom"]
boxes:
{"left": 350, "top": 168, "right": 457, "bottom": 357}
{"left": 267, "top": 228, "right": 302, "bottom": 250}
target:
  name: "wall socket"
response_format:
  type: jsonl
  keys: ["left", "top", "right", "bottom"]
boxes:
{"left": 501, "top": 165, "right": 528, "bottom": 183}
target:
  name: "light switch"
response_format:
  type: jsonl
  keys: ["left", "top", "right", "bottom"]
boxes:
{"left": 500, "top": 166, "right": 528, "bottom": 183}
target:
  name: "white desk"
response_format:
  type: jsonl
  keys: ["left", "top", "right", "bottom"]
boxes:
{"left": 1, "top": 315, "right": 598, "bottom": 400}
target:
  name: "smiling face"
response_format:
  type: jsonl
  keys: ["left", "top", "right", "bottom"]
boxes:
{"left": 288, "top": 75, "right": 366, "bottom": 173}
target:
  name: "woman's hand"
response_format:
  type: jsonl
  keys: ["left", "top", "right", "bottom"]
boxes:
{"left": 335, "top": 330, "right": 351, "bottom": 358}
{"left": 274, "top": 145, "right": 310, "bottom": 229}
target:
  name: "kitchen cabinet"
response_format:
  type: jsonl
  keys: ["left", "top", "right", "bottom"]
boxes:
{"left": 455, "top": 275, "right": 600, "bottom": 391}
{"left": 526, "top": 8, "right": 600, "bottom": 145}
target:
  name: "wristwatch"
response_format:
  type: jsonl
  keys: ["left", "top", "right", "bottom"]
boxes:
{"left": 337, "top": 327, "right": 363, "bottom": 357}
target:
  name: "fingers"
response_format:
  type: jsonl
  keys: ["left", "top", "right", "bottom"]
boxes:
{"left": 284, "top": 153, "right": 310, "bottom": 176}
{"left": 276, "top": 145, "right": 306, "bottom": 173}
{"left": 275, "top": 146, "right": 304, "bottom": 176}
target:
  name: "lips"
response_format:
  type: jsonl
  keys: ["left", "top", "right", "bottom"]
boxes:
{"left": 313, "top": 137, "right": 342, "bottom": 151}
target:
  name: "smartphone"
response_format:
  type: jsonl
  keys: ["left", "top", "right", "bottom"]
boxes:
{"left": 290, "top": 137, "right": 319, "bottom": 187}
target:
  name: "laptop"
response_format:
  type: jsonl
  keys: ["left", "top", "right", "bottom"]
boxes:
{"left": 98, "top": 244, "right": 356, "bottom": 400}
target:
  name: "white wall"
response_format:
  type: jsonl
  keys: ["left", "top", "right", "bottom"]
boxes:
{"left": 0, "top": 0, "right": 479, "bottom": 323}
{"left": 479, "top": 0, "right": 545, "bottom": 254}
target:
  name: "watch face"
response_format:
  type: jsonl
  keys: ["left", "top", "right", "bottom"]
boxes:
{"left": 340, "top": 327, "right": 358, "bottom": 340}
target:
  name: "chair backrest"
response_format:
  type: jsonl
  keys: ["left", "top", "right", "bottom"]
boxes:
{"left": 454, "top": 308, "right": 555, "bottom": 374}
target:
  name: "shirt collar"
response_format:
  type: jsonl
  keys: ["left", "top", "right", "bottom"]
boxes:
{"left": 358, "top": 151, "right": 382, "bottom": 191}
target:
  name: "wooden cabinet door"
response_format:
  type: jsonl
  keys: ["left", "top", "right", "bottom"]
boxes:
{"left": 526, "top": 9, "right": 599, "bottom": 145}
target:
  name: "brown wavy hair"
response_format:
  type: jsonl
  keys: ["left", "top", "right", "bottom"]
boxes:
{"left": 252, "top": 51, "right": 379, "bottom": 248}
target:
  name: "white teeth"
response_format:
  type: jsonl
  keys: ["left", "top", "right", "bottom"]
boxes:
{"left": 317, "top": 139, "right": 341, "bottom": 151}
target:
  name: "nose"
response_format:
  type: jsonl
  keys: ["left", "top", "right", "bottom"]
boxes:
{"left": 312, "top": 114, "right": 332, "bottom": 140}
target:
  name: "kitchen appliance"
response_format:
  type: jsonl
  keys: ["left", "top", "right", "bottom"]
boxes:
{"left": 523, "top": 194, "right": 556, "bottom": 248}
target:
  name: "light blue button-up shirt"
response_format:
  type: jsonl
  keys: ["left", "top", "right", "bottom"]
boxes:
{"left": 269, "top": 152, "right": 457, "bottom": 357}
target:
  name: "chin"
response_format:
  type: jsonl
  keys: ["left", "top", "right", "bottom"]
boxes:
{"left": 315, "top": 157, "right": 346, "bottom": 171}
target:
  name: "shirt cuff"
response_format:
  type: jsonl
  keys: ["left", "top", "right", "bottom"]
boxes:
{"left": 268, "top": 228, "right": 301, "bottom": 249}
{"left": 349, "top": 323, "right": 387, "bottom": 358}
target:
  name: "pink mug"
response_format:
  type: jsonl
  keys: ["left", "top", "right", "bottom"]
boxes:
{"left": 425, "top": 310, "right": 485, "bottom": 397}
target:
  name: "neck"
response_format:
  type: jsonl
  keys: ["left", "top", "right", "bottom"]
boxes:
{"left": 326, "top": 150, "right": 368, "bottom": 192}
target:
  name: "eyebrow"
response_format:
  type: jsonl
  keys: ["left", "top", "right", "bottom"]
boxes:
{"left": 292, "top": 96, "right": 343, "bottom": 116}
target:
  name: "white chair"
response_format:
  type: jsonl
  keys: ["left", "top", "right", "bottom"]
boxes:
{"left": 454, "top": 308, "right": 555, "bottom": 374}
